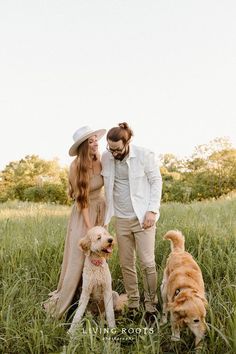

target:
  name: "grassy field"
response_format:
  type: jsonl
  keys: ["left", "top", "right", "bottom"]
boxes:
{"left": 0, "top": 197, "right": 236, "bottom": 354}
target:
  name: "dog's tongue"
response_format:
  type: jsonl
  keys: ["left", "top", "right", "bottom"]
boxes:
{"left": 106, "top": 246, "right": 113, "bottom": 253}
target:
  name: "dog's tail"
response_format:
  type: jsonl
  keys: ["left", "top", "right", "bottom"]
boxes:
{"left": 113, "top": 292, "right": 128, "bottom": 312}
{"left": 164, "top": 230, "right": 185, "bottom": 252}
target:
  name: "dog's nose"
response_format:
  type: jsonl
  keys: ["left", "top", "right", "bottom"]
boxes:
{"left": 107, "top": 238, "right": 113, "bottom": 243}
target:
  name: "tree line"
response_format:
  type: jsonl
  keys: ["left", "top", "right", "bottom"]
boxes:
{"left": 0, "top": 137, "right": 235, "bottom": 204}
{"left": 160, "top": 137, "right": 236, "bottom": 202}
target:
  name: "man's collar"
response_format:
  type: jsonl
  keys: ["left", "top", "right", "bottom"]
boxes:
{"left": 128, "top": 144, "right": 136, "bottom": 158}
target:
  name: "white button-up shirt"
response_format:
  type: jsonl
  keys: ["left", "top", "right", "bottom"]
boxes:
{"left": 101, "top": 144, "right": 162, "bottom": 226}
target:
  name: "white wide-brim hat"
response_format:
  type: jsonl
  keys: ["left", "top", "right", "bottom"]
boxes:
{"left": 69, "top": 126, "right": 106, "bottom": 156}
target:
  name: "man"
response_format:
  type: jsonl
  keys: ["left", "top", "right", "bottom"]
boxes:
{"left": 101, "top": 122, "right": 162, "bottom": 318}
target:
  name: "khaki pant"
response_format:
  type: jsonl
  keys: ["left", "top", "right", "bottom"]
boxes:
{"left": 115, "top": 217, "right": 158, "bottom": 312}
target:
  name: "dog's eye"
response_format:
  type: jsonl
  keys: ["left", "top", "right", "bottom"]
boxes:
{"left": 194, "top": 319, "right": 199, "bottom": 323}
{"left": 97, "top": 236, "right": 101, "bottom": 240}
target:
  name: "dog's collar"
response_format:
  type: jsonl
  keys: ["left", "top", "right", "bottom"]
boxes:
{"left": 90, "top": 258, "right": 105, "bottom": 267}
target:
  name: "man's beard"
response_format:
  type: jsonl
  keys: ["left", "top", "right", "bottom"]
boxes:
{"left": 113, "top": 147, "right": 129, "bottom": 161}
{"left": 113, "top": 154, "right": 124, "bottom": 161}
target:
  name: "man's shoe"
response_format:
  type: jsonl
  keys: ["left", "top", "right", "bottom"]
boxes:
{"left": 127, "top": 308, "right": 140, "bottom": 321}
{"left": 144, "top": 311, "right": 158, "bottom": 326}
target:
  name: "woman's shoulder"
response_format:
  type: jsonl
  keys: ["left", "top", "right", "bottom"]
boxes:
{"left": 69, "top": 158, "right": 79, "bottom": 177}
{"left": 70, "top": 157, "right": 78, "bottom": 168}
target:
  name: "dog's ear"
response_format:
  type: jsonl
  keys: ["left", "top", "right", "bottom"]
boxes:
{"left": 195, "top": 293, "right": 208, "bottom": 307}
{"left": 176, "top": 295, "right": 188, "bottom": 304}
{"left": 168, "top": 295, "right": 188, "bottom": 310}
{"left": 79, "top": 235, "right": 91, "bottom": 255}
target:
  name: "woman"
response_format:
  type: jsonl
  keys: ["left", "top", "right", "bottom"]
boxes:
{"left": 44, "top": 125, "right": 106, "bottom": 319}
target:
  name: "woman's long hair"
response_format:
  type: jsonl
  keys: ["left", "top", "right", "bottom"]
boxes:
{"left": 75, "top": 139, "right": 96, "bottom": 209}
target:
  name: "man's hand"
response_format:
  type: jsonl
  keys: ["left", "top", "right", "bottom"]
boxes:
{"left": 142, "top": 211, "right": 156, "bottom": 229}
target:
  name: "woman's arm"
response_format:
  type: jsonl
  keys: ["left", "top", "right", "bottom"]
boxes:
{"left": 68, "top": 181, "right": 73, "bottom": 199}
{"left": 81, "top": 208, "right": 92, "bottom": 229}
{"left": 68, "top": 159, "right": 76, "bottom": 198}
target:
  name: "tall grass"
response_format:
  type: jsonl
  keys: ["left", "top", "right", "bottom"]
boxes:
{"left": 0, "top": 198, "right": 235, "bottom": 353}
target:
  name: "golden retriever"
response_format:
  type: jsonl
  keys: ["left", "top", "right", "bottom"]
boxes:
{"left": 160, "top": 230, "right": 207, "bottom": 348}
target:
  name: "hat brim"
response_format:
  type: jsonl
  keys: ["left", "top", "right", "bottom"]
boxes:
{"left": 69, "top": 129, "right": 106, "bottom": 156}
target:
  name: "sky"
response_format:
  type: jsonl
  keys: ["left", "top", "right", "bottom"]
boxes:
{"left": 0, "top": 0, "right": 235, "bottom": 171}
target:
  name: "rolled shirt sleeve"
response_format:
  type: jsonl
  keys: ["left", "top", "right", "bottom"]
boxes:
{"left": 144, "top": 151, "right": 162, "bottom": 215}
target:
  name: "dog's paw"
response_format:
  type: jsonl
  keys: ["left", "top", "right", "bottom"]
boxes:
{"left": 195, "top": 339, "right": 204, "bottom": 352}
{"left": 171, "top": 334, "right": 180, "bottom": 342}
{"left": 160, "top": 316, "right": 168, "bottom": 326}
{"left": 67, "top": 326, "right": 76, "bottom": 338}
{"left": 195, "top": 346, "right": 204, "bottom": 354}
{"left": 108, "top": 321, "right": 116, "bottom": 328}
{"left": 60, "top": 345, "right": 67, "bottom": 354}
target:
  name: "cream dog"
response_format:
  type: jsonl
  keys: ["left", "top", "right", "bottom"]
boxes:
{"left": 160, "top": 230, "right": 207, "bottom": 348}
{"left": 68, "top": 226, "right": 124, "bottom": 335}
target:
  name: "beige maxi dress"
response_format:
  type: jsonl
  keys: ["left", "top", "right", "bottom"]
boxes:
{"left": 44, "top": 163, "right": 105, "bottom": 319}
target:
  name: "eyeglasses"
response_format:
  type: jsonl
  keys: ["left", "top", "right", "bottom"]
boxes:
{"left": 106, "top": 143, "right": 126, "bottom": 154}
